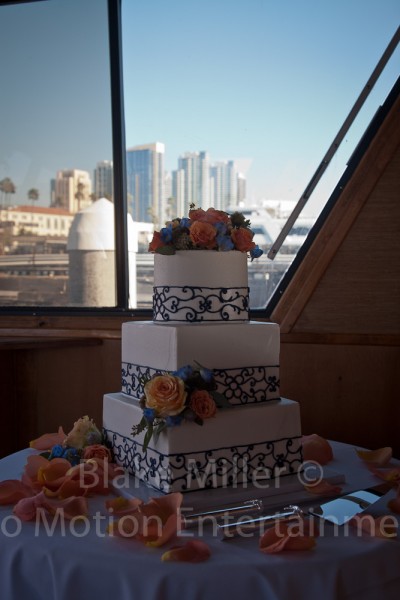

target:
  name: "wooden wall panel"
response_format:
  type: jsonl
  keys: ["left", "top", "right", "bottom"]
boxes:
{"left": 294, "top": 149, "right": 400, "bottom": 334}
{"left": 0, "top": 340, "right": 121, "bottom": 457}
{"left": 280, "top": 343, "right": 400, "bottom": 457}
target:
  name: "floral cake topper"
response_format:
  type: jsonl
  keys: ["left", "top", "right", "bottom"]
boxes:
{"left": 148, "top": 205, "right": 263, "bottom": 260}
{"left": 132, "top": 363, "right": 231, "bottom": 451}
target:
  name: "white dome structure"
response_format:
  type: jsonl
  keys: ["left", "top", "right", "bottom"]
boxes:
{"left": 67, "top": 198, "right": 137, "bottom": 307}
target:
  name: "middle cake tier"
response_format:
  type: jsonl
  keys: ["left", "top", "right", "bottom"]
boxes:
{"left": 121, "top": 321, "right": 280, "bottom": 406}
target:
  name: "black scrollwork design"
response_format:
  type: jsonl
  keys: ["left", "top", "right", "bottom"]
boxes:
{"left": 153, "top": 286, "right": 249, "bottom": 322}
{"left": 122, "top": 362, "right": 280, "bottom": 405}
{"left": 103, "top": 428, "right": 303, "bottom": 493}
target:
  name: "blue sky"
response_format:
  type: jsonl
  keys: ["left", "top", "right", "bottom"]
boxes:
{"left": 0, "top": 0, "right": 399, "bottom": 216}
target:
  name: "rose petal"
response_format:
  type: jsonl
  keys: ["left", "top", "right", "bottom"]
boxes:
{"left": 349, "top": 513, "right": 398, "bottom": 538}
{"left": 161, "top": 540, "right": 211, "bottom": 563}
{"left": 105, "top": 496, "right": 143, "bottom": 515}
{"left": 14, "top": 490, "right": 88, "bottom": 522}
{"left": 303, "top": 479, "right": 343, "bottom": 496}
{"left": 388, "top": 497, "right": 400, "bottom": 514}
{"left": 356, "top": 447, "right": 393, "bottom": 467}
{"left": 302, "top": 434, "right": 334, "bottom": 465}
{"left": 260, "top": 522, "right": 317, "bottom": 554}
{"left": 29, "top": 427, "right": 66, "bottom": 450}
{"left": 0, "top": 480, "right": 33, "bottom": 505}
{"left": 370, "top": 466, "right": 400, "bottom": 484}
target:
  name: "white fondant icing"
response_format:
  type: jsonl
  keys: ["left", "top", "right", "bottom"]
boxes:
{"left": 154, "top": 250, "right": 248, "bottom": 288}
{"left": 122, "top": 321, "right": 279, "bottom": 371}
{"left": 103, "top": 393, "right": 302, "bottom": 493}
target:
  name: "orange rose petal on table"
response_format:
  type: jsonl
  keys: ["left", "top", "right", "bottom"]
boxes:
{"left": 0, "top": 480, "right": 33, "bottom": 505}
{"left": 349, "top": 513, "right": 398, "bottom": 539}
{"left": 29, "top": 426, "right": 66, "bottom": 451}
{"left": 302, "top": 434, "right": 334, "bottom": 465}
{"left": 13, "top": 491, "right": 88, "bottom": 522}
{"left": 356, "top": 447, "right": 393, "bottom": 467}
{"left": 43, "top": 478, "right": 87, "bottom": 499}
{"left": 370, "top": 466, "right": 400, "bottom": 484}
{"left": 260, "top": 523, "right": 317, "bottom": 554}
{"left": 106, "top": 496, "right": 143, "bottom": 515}
{"left": 36, "top": 458, "right": 71, "bottom": 487}
{"left": 303, "top": 479, "right": 343, "bottom": 496}
{"left": 388, "top": 486, "right": 400, "bottom": 514}
{"left": 145, "top": 513, "right": 181, "bottom": 547}
{"left": 161, "top": 540, "right": 211, "bottom": 563}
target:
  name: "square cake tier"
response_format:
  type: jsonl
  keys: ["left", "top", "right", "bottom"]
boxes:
{"left": 122, "top": 321, "right": 280, "bottom": 406}
{"left": 103, "top": 393, "right": 303, "bottom": 493}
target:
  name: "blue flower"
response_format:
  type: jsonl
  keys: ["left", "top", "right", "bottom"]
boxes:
{"left": 143, "top": 408, "right": 156, "bottom": 423}
{"left": 215, "top": 222, "right": 228, "bottom": 235}
{"left": 165, "top": 414, "right": 184, "bottom": 427}
{"left": 250, "top": 245, "right": 263, "bottom": 260}
{"left": 199, "top": 366, "right": 214, "bottom": 383}
{"left": 179, "top": 217, "right": 191, "bottom": 229}
{"left": 173, "top": 365, "right": 193, "bottom": 380}
{"left": 49, "top": 444, "right": 64, "bottom": 459}
{"left": 62, "top": 448, "right": 81, "bottom": 466}
{"left": 216, "top": 234, "right": 234, "bottom": 251}
{"left": 160, "top": 225, "right": 173, "bottom": 243}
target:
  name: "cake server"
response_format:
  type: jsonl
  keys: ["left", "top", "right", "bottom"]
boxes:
{"left": 307, "top": 482, "right": 393, "bottom": 525}
{"left": 183, "top": 498, "right": 263, "bottom": 529}
{"left": 217, "top": 505, "right": 304, "bottom": 540}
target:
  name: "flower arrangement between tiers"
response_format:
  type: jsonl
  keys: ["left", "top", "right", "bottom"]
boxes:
{"left": 148, "top": 205, "right": 263, "bottom": 260}
{"left": 132, "top": 364, "right": 231, "bottom": 452}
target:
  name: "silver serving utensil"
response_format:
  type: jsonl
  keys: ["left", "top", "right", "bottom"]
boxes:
{"left": 183, "top": 498, "right": 263, "bottom": 528}
{"left": 217, "top": 504, "right": 304, "bottom": 540}
{"left": 308, "top": 482, "right": 392, "bottom": 525}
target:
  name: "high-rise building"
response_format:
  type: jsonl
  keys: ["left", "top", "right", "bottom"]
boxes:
{"left": 94, "top": 160, "right": 113, "bottom": 201}
{"left": 174, "top": 151, "right": 210, "bottom": 214}
{"left": 52, "top": 169, "right": 92, "bottom": 214}
{"left": 126, "top": 142, "right": 165, "bottom": 225}
{"left": 210, "top": 160, "right": 241, "bottom": 211}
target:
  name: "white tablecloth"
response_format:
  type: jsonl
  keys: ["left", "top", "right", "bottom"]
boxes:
{"left": 1, "top": 442, "right": 399, "bottom": 600}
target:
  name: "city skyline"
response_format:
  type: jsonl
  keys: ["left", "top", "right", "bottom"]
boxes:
{"left": 1, "top": 0, "right": 399, "bottom": 218}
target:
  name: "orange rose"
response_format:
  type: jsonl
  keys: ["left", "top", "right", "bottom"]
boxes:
{"left": 144, "top": 375, "right": 187, "bottom": 417}
{"left": 204, "top": 208, "right": 230, "bottom": 225}
{"left": 188, "top": 208, "right": 207, "bottom": 221}
{"left": 148, "top": 231, "right": 164, "bottom": 252}
{"left": 189, "top": 220, "right": 217, "bottom": 249}
{"left": 83, "top": 444, "right": 112, "bottom": 462}
{"left": 231, "top": 227, "right": 256, "bottom": 252}
{"left": 189, "top": 390, "right": 217, "bottom": 419}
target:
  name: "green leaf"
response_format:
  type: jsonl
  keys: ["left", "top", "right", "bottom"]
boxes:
{"left": 153, "top": 420, "right": 167, "bottom": 443}
{"left": 132, "top": 415, "right": 147, "bottom": 437}
{"left": 143, "top": 422, "right": 154, "bottom": 453}
{"left": 156, "top": 245, "right": 176, "bottom": 255}
{"left": 211, "top": 391, "right": 232, "bottom": 409}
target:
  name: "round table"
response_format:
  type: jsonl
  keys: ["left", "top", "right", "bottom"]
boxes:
{"left": 0, "top": 442, "right": 399, "bottom": 600}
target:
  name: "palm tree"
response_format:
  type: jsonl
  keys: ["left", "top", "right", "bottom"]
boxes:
{"left": 28, "top": 188, "right": 39, "bottom": 207}
{"left": 0, "top": 178, "right": 16, "bottom": 207}
{"left": 75, "top": 182, "right": 85, "bottom": 211}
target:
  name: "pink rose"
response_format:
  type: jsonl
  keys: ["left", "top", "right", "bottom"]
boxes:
{"left": 231, "top": 227, "right": 256, "bottom": 252}
{"left": 190, "top": 390, "right": 217, "bottom": 419}
{"left": 144, "top": 374, "right": 187, "bottom": 417}
{"left": 83, "top": 444, "right": 112, "bottom": 462}
{"left": 189, "top": 220, "right": 217, "bottom": 249}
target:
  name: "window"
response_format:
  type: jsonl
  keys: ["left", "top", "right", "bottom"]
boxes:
{"left": 0, "top": 0, "right": 399, "bottom": 314}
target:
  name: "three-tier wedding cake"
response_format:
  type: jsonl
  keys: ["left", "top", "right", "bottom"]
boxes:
{"left": 103, "top": 208, "right": 302, "bottom": 493}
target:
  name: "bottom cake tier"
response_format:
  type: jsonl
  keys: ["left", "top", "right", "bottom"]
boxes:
{"left": 103, "top": 393, "right": 303, "bottom": 493}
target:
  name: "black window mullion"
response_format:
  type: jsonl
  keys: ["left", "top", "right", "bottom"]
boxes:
{"left": 108, "top": 0, "right": 129, "bottom": 309}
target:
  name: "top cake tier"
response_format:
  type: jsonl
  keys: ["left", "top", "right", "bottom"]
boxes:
{"left": 153, "top": 250, "right": 249, "bottom": 323}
